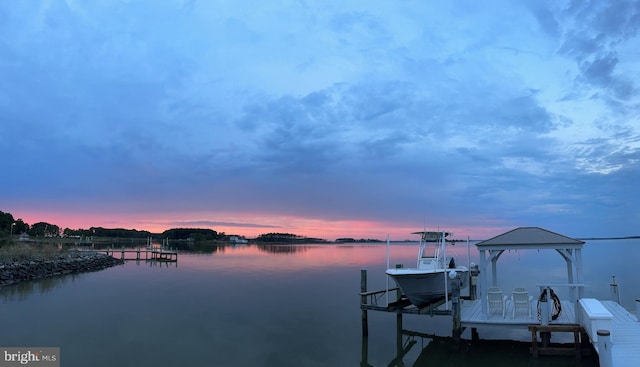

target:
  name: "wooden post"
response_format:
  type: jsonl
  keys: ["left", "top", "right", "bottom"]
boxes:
{"left": 610, "top": 275, "right": 620, "bottom": 304}
{"left": 471, "top": 328, "right": 479, "bottom": 343}
{"left": 540, "top": 287, "right": 551, "bottom": 347}
{"left": 636, "top": 299, "right": 639, "bottom": 321}
{"left": 469, "top": 263, "right": 479, "bottom": 300}
{"left": 396, "top": 301, "right": 403, "bottom": 363}
{"left": 531, "top": 326, "right": 539, "bottom": 359}
{"left": 451, "top": 271, "right": 462, "bottom": 345}
{"left": 360, "top": 331, "right": 369, "bottom": 367}
{"left": 361, "top": 270, "right": 368, "bottom": 336}
{"left": 540, "top": 288, "right": 550, "bottom": 325}
{"left": 574, "top": 327, "right": 581, "bottom": 360}
{"left": 596, "top": 330, "right": 612, "bottom": 367}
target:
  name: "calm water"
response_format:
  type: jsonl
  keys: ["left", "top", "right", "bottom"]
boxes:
{"left": 1, "top": 240, "right": 637, "bottom": 366}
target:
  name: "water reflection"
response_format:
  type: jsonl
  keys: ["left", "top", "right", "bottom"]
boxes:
{"left": 361, "top": 311, "right": 447, "bottom": 367}
{"left": 256, "top": 244, "right": 310, "bottom": 254}
{"left": 0, "top": 257, "right": 180, "bottom": 302}
{"left": 361, "top": 323, "right": 599, "bottom": 367}
{"left": 186, "top": 241, "right": 227, "bottom": 254}
{"left": 0, "top": 241, "right": 635, "bottom": 366}
{"left": 147, "top": 259, "right": 178, "bottom": 268}
{"left": 0, "top": 273, "right": 83, "bottom": 302}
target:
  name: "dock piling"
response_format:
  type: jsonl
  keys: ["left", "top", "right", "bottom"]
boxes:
{"left": 540, "top": 289, "right": 549, "bottom": 326}
{"left": 539, "top": 287, "right": 551, "bottom": 347}
{"left": 361, "top": 269, "right": 368, "bottom": 337}
{"left": 451, "top": 271, "right": 462, "bottom": 345}
{"left": 636, "top": 299, "right": 639, "bottom": 321}
{"left": 596, "top": 330, "right": 612, "bottom": 367}
{"left": 610, "top": 275, "right": 620, "bottom": 304}
{"left": 396, "top": 301, "right": 402, "bottom": 360}
{"left": 469, "top": 263, "right": 479, "bottom": 300}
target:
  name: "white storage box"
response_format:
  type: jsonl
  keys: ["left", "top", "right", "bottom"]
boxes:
{"left": 578, "top": 298, "right": 613, "bottom": 343}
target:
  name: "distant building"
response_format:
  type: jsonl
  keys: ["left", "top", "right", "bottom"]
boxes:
{"left": 229, "top": 236, "right": 248, "bottom": 244}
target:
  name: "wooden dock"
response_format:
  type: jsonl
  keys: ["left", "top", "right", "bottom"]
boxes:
{"left": 85, "top": 248, "right": 178, "bottom": 262}
{"left": 460, "top": 298, "right": 576, "bottom": 327}
{"left": 361, "top": 227, "right": 640, "bottom": 367}
{"left": 360, "top": 272, "right": 640, "bottom": 367}
{"left": 362, "top": 291, "right": 640, "bottom": 366}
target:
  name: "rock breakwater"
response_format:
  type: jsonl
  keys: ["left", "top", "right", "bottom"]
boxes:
{"left": 0, "top": 251, "right": 124, "bottom": 286}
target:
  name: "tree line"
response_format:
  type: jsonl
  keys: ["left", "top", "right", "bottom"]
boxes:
{"left": 1, "top": 211, "right": 58, "bottom": 237}
{"left": 255, "top": 233, "right": 327, "bottom": 243}
{"left": 1, "top": 210, "right": 329, "bottom": 243}
{"left": 0, "top": 210, "right": 223, "bottom": 240}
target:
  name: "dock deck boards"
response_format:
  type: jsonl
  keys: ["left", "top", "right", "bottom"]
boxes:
{"left": 459, "top": 299, "right": 640, "bottom": 366}
{"left": 460, "top": 299, "right": 576, "bottom": 327}
{"left": 599, "top": 301, "right": 640, "bottom": 367}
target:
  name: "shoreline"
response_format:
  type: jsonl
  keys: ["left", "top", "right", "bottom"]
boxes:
{"left": 0, "top": 251, "right": 124, "bottom": 286}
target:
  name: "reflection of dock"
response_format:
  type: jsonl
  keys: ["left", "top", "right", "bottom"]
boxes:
{"left": 148, "top": 249, "right": 178, "bottom": 262}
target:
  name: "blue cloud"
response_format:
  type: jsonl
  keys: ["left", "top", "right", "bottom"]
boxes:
{"left": 1, "top": 0, "right": 638, "bottom": 238}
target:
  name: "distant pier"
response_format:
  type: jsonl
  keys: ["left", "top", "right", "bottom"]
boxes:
{"left": 82, "top": 247, "right": 178, "bottom": 262}
{"left": 80, "top": 237, "right": 179, "bottom": 262}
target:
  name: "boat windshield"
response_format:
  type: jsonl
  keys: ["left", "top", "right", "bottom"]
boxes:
{"left": 420, "top": 244, "right": 439, "bottom": 259}
{"left": 413, "top": 231, "right": 451, "bottom": 269}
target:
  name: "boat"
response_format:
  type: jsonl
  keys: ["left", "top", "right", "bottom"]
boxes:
{"left": 385, "top": 231, "right": 469, "bottom": 307}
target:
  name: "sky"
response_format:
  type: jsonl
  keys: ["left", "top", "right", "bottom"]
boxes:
{"left": 1, "top": 0, "right": 639, "bottom": 241}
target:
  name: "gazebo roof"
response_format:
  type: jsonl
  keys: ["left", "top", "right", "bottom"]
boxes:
{"left": 476, "top": 227, "right": 584, "bottom": 250}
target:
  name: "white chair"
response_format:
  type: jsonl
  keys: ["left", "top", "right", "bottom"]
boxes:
{"left": 487, "top": 287, "right": 507, "bottom": 318}
{"left": 511, "top": 287, "right": 533, "bottom": 318}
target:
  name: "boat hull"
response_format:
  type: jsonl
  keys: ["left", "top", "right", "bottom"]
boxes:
{"left": 386, "top": 267, "right": 469, "bottom": 308}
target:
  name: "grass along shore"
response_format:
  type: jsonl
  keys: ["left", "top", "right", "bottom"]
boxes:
{"left": 0, "top": 240, "right": 124, "bottom": 286}
{"left": 0, "top": 242, "right": 63, "bottom": 263}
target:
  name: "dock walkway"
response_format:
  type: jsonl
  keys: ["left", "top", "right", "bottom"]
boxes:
{"left": 460, "top": 299, "right": 576, "bottom": 327}
{"left": 599, "top": 301, "right": 639, "bottom": 367}
{"left": 460, "top": 298, "right": 640, "bottom": 366}
{"left": 79, "top": 248, "right": 178, "bottom": 262}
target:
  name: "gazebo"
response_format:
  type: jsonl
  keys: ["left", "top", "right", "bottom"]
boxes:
{"left": 476, "top": 227, "right": 585, "bottom": 319}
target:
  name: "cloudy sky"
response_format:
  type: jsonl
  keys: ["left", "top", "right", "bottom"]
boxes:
{"left": 1, "top": 0, "right": 639, "bottom": 240}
